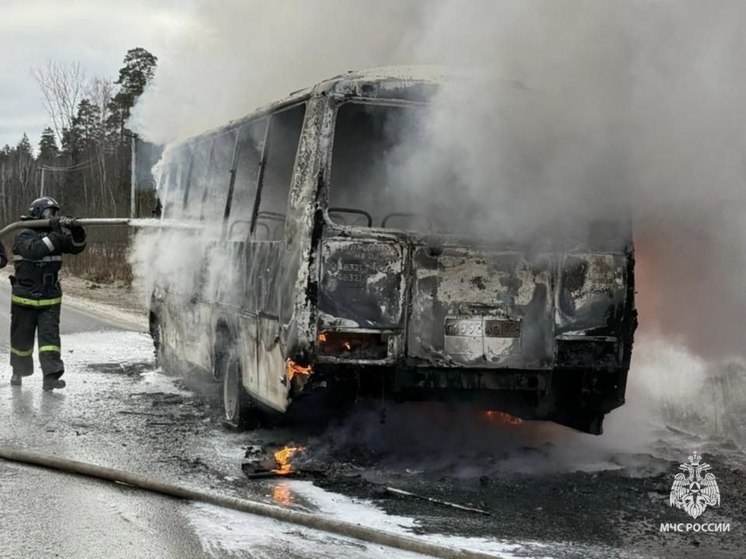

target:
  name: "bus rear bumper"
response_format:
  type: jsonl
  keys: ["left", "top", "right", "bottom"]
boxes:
{"left": 304, "top": 363, "right": 627, "bottom": 435}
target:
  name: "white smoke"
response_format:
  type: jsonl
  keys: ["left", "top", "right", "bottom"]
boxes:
{"left": 130, "top": 0, "right": 425, "bottom": 144}
{"left": 129, "top": 1, "right": 746, "bottom": 449}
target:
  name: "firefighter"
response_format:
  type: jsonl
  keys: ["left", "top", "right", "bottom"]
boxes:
{"left": 9, "top": 197, "right": 86, "bottom": 390}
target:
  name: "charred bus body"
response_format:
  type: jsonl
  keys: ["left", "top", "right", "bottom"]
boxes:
{"left": 150, "top": 67, "right": 637, "bottom": 435}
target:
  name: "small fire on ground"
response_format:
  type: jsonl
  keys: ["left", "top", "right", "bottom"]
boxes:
{"left": 272, "top": 446, "right": 306, "bottom": 475}
{"left": 242, "top": 444, "right": 308, "bottom": 479}
{"left": 483, "top": 410, "right": 523, "bottom": 426}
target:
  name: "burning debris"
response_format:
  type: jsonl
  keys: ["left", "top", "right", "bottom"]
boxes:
{"left": 272, "top": 446, "right": 306, "bottom": 475}
{"left": 241, "top": 440, "right": 495, "bottom": 517}
{"left": 242, "top": 444, "right": 308, "bottom": 479}
{"left": 286, "top": 359, "right": 312, "bottom": 384}
{"left": 483, "top": 411, "right": 523, "bottom": 426}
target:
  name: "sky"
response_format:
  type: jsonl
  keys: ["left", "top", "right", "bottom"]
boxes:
{"left": 0, "top": 0, "right": 195, "bottom": 149}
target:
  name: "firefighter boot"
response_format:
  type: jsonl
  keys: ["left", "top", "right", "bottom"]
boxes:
{"left": 10, "top": 373, "right": 22, "bottom": 386}
{"left": 42, "top": 373, "right": 66, "bottom": 392}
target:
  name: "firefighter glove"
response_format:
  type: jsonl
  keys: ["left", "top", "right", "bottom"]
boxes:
{"left": 48, "top": 216, "right": 62, "bottom": 231}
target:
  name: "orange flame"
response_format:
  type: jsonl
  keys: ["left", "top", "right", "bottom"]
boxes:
{"left": 484, "top": 410, "right": 523, "bottom": 425}
{"left": 318, "top": 332, "right": 327, "bottom": 343}
{"left": 271, "top": 446, "right": 306, "bottom": 475}
{"left": 286, "top": 359, "right": 312, "bottom": 382}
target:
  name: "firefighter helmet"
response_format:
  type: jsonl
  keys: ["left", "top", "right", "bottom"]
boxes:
{"left": 25, "top": 196, "right": 60, "bottom": 220}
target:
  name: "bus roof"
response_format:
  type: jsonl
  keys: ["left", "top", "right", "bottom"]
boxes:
{"left": 172, "top": 65, "right": 521, "bottom": 149}
{"left": 314, "top": 65, "right": 453, "bottom": 93}
{"left": 170, "top": 66, "right": 447, "bottom": 149}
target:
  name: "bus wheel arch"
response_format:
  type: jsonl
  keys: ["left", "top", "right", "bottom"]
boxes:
{"left": 213, "top": 321, "right": 233, "bottom": 382}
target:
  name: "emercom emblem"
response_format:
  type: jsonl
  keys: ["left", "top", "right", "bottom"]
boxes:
{"left": 669, "top": 452, "right": 720, "bottom": 519}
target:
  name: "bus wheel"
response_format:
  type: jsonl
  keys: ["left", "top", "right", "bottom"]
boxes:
{"left": 222, "top": 354, "right": 256, "bottom": 430}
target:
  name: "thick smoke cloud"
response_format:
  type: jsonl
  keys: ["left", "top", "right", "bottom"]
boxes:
{"left": 130, "top": 0, "right": 424, "bottom": 144}
{"left": 130, "top": 1, "right": 746, "bottom": 446}
{"left": 408, "top": 1, "right": 746, "bottom": 363}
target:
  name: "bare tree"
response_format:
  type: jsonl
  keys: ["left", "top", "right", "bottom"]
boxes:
{"left": 84, "top": 76, "right": 117, "bottom": 211}
{"left": 31, "top": 60, "right": 87, "bottom": 146}
{"left": 85, "top": 76, "right": 115, "bottom": 126}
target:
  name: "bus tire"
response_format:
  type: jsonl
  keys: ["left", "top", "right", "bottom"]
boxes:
{"left": 221, "top": 353, "right": 257, "bottom": 430}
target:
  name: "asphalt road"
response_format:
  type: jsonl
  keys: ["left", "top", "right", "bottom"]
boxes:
{"left": 0, "top": 280, "right": 438, "bottom": 559}
{"left": 0, "top": 276, "right": 743, "bottom": 559}
{"left": 0, "top": 280, "right": 212, "bottom": 559}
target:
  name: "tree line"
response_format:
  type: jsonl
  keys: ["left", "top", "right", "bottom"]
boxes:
{"left": 0, "top": 48, "right": 158, "bottom": 283}
{"left": 1, "top": 48, "right": 157, "bottom": 221}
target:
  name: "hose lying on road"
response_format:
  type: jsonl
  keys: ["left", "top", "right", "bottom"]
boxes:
{"left": 0, "top": 446, "right": 503, "bottom": 559}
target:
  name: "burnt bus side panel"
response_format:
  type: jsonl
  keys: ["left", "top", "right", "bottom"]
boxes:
{"left": 279, "top": 97, "right": 331, "bottom": 362}
{"left": 249, "top": 241, "right": 289, "bottom": 410}
{"left": 234, "top": 101, "right": 313, "bottom": 412}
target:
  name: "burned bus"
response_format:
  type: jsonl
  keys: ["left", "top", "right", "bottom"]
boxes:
{"left": 149, "top": 66, "right": 637, "bottom": 435}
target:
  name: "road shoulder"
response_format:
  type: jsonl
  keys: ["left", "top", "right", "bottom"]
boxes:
{"left": 0, "top": 268, "right": 148, "bottom": 332}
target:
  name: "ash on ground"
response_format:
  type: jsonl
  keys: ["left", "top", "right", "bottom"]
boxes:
{"left": 236, "top": 398, "right": 745, "bottom": 559}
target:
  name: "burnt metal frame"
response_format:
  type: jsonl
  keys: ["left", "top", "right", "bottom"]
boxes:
{"left": 221, "top": 117, "right": 268, "bottom": 237}
{"left": 320, "top": 98, "right": 431, "bottom": 239}
{"left": 327, "top": 207, "right": 373, "bottom": 227}
{"left": 248, "top": 103, "right": 308, "bottom": 239}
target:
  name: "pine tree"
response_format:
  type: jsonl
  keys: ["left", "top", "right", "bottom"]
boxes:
{"left": 116, "top": 47, "right": 158, "bottom": 98}
{"left": 73, "top": 99, "right": 103, "bottom": 151}
{"left": 14, "top": 134, "right": 35, "bottom": 195}
{"left": 107, "top": 48, "right": 158, "bottom": 138}
{"left": 38, "top": 127, "right": 59, "bottom": 163}
{"left": 16, "top": 134, "right": 32, "bottom": 157}
{"left": 101, "top": 47, "right": 158, "bottom": 216}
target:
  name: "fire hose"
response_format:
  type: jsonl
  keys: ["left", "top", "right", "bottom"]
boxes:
{"left": 0, "top": 218, "right": 160, "bottom": 240}
{"left": 0, "top": 446, "right": 503, "bottom": 559}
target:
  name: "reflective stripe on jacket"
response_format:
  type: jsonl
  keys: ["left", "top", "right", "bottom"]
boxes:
{"left": 11, "top": 294, "right": 62, "bottom": 307}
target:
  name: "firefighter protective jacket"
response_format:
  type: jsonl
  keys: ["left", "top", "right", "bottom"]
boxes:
{"left": 11, "top": 225, "right": 86, "bottom": 300}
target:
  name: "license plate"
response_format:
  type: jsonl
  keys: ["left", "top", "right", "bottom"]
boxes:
{"left": 444, "top": 318, "right": 521, "bottom": 338}
{"left": 444, "top": 318, "right": 482, "bottom": 337}
{"left": 484, "top": 319, "right": 521, "bottom": 338}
